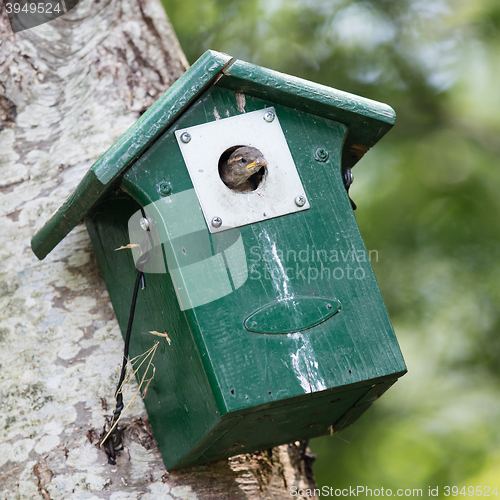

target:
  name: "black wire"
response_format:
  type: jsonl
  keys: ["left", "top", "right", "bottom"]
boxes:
{"left": 113, "top": 269, "right": 144, "bottom": 415}
{"left": 103, "top": 269, "right": 144, "bottom": 465}
{"left": 104, "top": 224, "right": 151, "bottom": 464}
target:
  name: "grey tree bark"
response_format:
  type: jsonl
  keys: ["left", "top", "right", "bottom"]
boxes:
{"left": 0, "top": 0, "right": 317, "bottom": 497}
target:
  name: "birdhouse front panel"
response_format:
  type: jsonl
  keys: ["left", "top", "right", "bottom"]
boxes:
{"left": 32, "top": 51, "right": 406, "bottom": 471}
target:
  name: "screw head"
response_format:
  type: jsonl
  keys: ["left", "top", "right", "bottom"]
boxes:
{"left": 211, "top": 216, "right": 222, "bottom": 228}
{"left": 180, "top": 132, "right": 191, "bottom": 143}
{"left": 263, "top": 111, "right": 275, "bottom": 123}
{"left": 295, "top": 195, "right": 306, "bottom": 207}
{"left": 315, "top": 147, "right": 329, "bottom": 162}
{"left": 157, "top": 181, "right": 172, "bottom": 196}
{"left": 140, "top": 217, "right": 150, "bottom": 231}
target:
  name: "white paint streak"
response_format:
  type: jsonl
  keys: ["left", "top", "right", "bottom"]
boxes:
{"left": 261, "top": 230, "right": 293, "bottom": 302}
{"left": 257, "top": 232, "right": 326, "bottom": 392}
{"left": 289, "top": 333, "right": 327, "bottom": 393}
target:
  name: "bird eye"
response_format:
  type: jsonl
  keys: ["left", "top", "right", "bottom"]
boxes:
{"left": 239, "top": 158, "right": 247, "bottom": 164}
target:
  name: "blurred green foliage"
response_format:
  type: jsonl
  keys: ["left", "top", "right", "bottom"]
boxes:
{"left": 161, "top": 0, "right": 500, "bottom": 492}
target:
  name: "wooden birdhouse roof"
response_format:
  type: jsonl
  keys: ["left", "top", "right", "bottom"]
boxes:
{"left": 31, "top": 50, "right": 395, "bottom": 260}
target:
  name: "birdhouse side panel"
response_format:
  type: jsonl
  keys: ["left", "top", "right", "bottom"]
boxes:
{"left": 85, "top": 192, "right": 222, "bottom": 468}
{"left": 173, "top": 375, "right": 399, "bottom": 468}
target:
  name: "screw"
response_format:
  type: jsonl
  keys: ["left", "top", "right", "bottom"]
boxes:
{"left": 180, "top": 132, "right": 191, "bottom": 143}
{"left": 326, "top": 303, "right": 332, "bottom": 309}
{"left": 263, "top": 111, "right": 275, "bottom": 122}
{"left": 315, "top": 148, "right": 329, "bottom": 162}
{"left": 295, "top": 195, "right": 306, "bottom": 207}
{"left": 157, "top": 181, "right": 172, "bottom": 197}
{"left": 211, "top": 216, "right": 222, "bottom": 228}
{"left": 140, "top": 217, "right": 150, "bottom": 231}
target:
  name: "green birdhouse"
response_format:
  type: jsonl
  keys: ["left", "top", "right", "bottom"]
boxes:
{"left": 31, "top": 50, "right": 406, "bottom": 470}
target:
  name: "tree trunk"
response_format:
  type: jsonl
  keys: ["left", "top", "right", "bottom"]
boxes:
{"left": 0, "top": 1, "right": 316, "bottom": 497}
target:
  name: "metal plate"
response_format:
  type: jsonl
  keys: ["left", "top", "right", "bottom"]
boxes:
{"left": 175, "top": 107, "right": 310, "bottom": 233}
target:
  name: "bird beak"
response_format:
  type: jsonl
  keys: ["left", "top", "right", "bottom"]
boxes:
{"left": 246, "top": 157, "right": 268, "bottom": 169}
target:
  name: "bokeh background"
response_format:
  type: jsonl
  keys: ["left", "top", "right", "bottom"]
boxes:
{"left": 161, "top": 0, "right": 500, "bottom": 492}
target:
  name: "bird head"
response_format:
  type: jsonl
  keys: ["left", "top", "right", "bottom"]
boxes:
{"left": 227, "top": 146, "right": 268, "bottom": 177}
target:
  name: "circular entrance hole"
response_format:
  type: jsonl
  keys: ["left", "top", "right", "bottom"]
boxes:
{"left": 218, "top": 145, "right": 267, "bottom": 193}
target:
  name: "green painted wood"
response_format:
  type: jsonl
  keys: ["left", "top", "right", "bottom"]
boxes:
{"left": 243, "top": 297, "right": 341, "bottom": 334}
{"left": 31, "top": 50, "right": 232, "bottom": 260}
{"left": 169, "top": 87, "right": 405, "bottom": 417}
{"left": 176, "top": 381, "right": 379, "bottom": 467}
{"left": 216, "top": 59, "right": 395, "bottom": 169}
{"left": 92, "top": 50, "right": 232, "bottom": 184}
{"left": 31, "top": 51, "right": 397, "bottom": 262}
{"left": 84, "top": 85, "right": 405, "bottom": 469}
{"left": 85, "top": 193, "right": 222, "bottom": 468}
{"left": 31, "top": 169, "right": 104, "bottom": 260}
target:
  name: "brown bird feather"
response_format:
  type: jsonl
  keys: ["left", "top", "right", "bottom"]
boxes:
{"left": 219, "top": 146, "right": 267, "bottom": 192}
